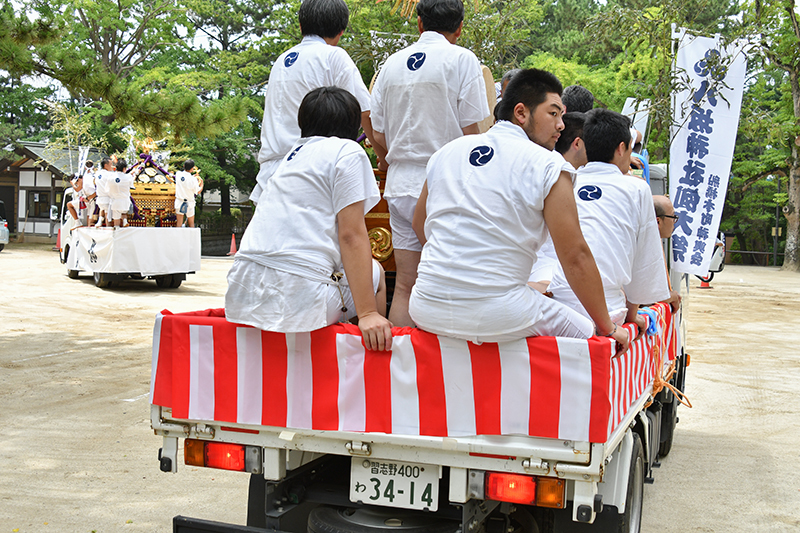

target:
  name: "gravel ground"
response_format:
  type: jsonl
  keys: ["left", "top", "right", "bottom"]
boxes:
{"left": 1, "top": 242, "right": 799, "bottom": 532}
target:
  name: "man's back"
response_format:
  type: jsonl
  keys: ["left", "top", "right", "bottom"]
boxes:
{"left": 257, "top": 36, "right": 370, "bottom": 165}
{"left": 371, "top": 32, "right": 487, "bottom": 197}
{"left": 409, "top": 121, "right": 571, "bottom": 337}
{"left": 549, "top": 162, "right": 669, "bottom": 315}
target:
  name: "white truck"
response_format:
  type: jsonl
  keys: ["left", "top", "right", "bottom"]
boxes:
{"left": 150, "top": 293, "right": 688, "bottom": 533}
{"left": 58, "top": 188, "right": 201, "bottom": 288}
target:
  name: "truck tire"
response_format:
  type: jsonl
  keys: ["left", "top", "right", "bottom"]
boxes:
{"left": 155, "top": 275, "right": 173, "bottom": 288}
{"left": 0, "top": 243, "right": 4, "bottom": 252}
{"left": 94, "top": 272, "right": 111, "bottom": 288}
{"left": 659, "top": 392, "right": 678, "bottom": 458}
{"left": 308, "top": 506, "right": 458, "bottom": 533}
{"left": 616, "top": 433, "right": 644, "bottom": 533}
{"left": 68, "top": 269, "right": 80, "bottom": 279}
{"left": 170, "top": 274, "right": 184, "bottom": 288}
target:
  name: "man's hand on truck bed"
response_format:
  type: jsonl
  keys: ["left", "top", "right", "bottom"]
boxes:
{"left": 358, "top": 311, "right": 393, "bottom": 351}
{"left": 611, "top": 326, "right": 630, "bottom": 357}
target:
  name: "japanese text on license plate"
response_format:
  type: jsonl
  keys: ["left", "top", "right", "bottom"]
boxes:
{"left": 349, "top": 458, "right": 439, "bottom": 511}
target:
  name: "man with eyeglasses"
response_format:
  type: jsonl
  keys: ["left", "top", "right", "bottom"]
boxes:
{"left": 653, "top": 195, "right": 682, "bottom": 311}
{"left": 654, "top": 195, "right": 679, "bottom": 239}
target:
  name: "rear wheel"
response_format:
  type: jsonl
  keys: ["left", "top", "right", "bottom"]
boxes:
{"left": 308, "top": 506, "right": 458, "bottom": 533}
{"left": 155, "top": 275, "right": 173, "bottom": 288}
{"left": 94, "top": 272, "right": 109, "bottom": 288}
{"left": 94, "top": 272, "right": 120, "bottom": 288}
{"left": 614, "top": 433, "right": 644, "bottom": 533}
{"left": 170, "top": 274, "right": 184, "bottom": 288}
{"left": 68, "top": 269, "right": 80, "bottom": 279}
{"left": 0, "top": 243, "right": 4, "bottom": 252}
{"left": 658, "top": 394, "right": 677, "bottom": 458}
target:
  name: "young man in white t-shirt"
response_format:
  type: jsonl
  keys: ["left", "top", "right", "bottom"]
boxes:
{"left": 249, "top": 0, "right": 378, "bottom": 205}
{"left": 548, "top": 109, "right": 670, "bottom": 330}
{"left": 369, "top": 0, "right": 490, "bottom": 327}
{"left": 173, "top": 159, "right": 203, "bottom": 228}
{"left": 409, "top": 69, "right": 629, "bottom": 354}
{"left": 94, "top": 157, "right": 115, "bottom": 227}
{"left": 81, "top": 161, "right": 98, "bottom": 226}
{"left": 226, "top": 87, "right": 392, "bottom": 351}
{"left": 107, "top": 159, "right": 134, "bottom": 227}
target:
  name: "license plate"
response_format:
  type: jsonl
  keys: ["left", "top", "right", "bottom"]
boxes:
{"left": 349, "top": 458, "right": 439, "bottom": 511}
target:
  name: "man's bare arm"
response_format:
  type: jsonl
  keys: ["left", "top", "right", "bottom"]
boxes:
{"left": 544, "top": 172, "right": 629, "bottom": 355}
{"left": 461, "top": 123, "right": 480, "bottom": 136}
{"left": 412, "top": 182, "right": 429, "bottom": 246}
{"left": 362, "top": 112, "right": 388, "bottom": 171}
{"left": 338, "top": 201, "right": 393, "bottom": 351}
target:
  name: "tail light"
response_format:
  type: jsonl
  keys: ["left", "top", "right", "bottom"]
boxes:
{"left": 483, "top": 472, "right": 566, "bottom": 508}
{"left": 184, "top": 439, "right": 262, "bottom": 474}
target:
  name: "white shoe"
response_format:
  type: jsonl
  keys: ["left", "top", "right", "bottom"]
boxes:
{"left": 95, "top": 218, "right": 104, "bottom": 228}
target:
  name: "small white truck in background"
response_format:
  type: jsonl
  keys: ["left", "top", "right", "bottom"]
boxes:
{"left": 58, "top": 187, "right": 201, "bottom": 288}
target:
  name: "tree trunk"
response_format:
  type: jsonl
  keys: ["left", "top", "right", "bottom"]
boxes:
{"left": 781, "top": 69, "right": 800, "bottom": 271}
{"left": 220, "top": 180, "right": 231, "bottom": 217}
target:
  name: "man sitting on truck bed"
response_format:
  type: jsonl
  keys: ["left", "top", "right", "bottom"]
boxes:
{"left": 408, "top": 69, "right": 629, "bottom": 354}
{"left": 548, "top": 109, "right": 670, "bottom": 329}
{"left": 225, "top": 87, "right": 393, "bottom": 352}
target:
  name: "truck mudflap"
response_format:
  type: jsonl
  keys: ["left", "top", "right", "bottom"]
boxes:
{"left": 149, "top": 304, "right": 677, "bottom": 445}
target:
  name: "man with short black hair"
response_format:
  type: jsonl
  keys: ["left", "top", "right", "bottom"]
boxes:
{"left": 549, "top": 108, "right": 670, "bottom": 330}
{"left": 249, "top": 0, "right": 377, "bottom": 205}
{"left": 554, "top": 111, "right": 587, "bottom": 168}
{"left": 562, "top": 84, "right": 594, "bottom": 113}
{"left": 227, "top": 87, "right": 392, "bottom": 351}
{"left": 370, "top": 0, "right": 489, "bottom": 327}
{"left": 174, "top": 159, "right": 203, "bottom": 228}
{"left": 408, "top": 69, "right": 628, "bottom": 353}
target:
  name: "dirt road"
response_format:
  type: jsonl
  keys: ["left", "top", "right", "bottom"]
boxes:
{"left": 1, "top": 243, "right": 799, "bottom": 532}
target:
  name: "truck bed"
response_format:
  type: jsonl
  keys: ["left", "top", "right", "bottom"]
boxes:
{"left": 66, "top": 226, "right": 201, "bottom": 276}
{"left": 150, "top": 304, "right": 676, "bottom": 475}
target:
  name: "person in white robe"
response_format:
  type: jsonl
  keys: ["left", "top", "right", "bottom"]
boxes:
{"left": 369, "top": 0, "right": 490, "bottom": 327}
{"left": 409, "top": 69, "right": 629, "bottom": 354}
{"left": 226, "top": 87, "right": 392, "bottom": 352}
{"left": 249, "top": 0, "right": 377, "bottom": 205}
{"left": 548, "top": 108, "right": 671, "bottom": 332}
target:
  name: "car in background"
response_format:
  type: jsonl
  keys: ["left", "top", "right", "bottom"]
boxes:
{"left": 0, "top": 199, "right": 9, "bottom": 252}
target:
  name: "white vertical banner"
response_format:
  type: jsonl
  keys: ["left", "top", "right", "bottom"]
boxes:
{"left": 669, "top": 30, "right": 747, "bottom": 276}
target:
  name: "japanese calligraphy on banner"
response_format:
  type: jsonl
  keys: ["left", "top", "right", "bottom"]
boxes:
{"left": 669, "top": 30, "right": 746, "bottom": 276}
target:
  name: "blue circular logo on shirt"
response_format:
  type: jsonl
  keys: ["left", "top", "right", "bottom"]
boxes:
{"left": 577, "top": 185, "right": 603, "bottom": 201}
{"left": 181, "top": 176, "right": 185, "bottom": 181}
{"left": 287, "top": 145, "right": 303, "bottom": 161}
{"left": 115, "top": 177, "right": 120, "bottom": 183}
{"left": 469, "top": 146, "right": 495, "bottom": 167}
{"left": 284, "top": 52, "right": 299, "bottom": 67}
{"left": 407, "top": 52, "right": 426, "bottom": 71}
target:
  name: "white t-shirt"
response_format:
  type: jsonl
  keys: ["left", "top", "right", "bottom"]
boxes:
{"left": 226, "top": 136, "right": 380, "bottom": 332}
{"left": 408, "top": 121, "right": 574, "bottom": 338}
{"left": 82, "top": 170, "right": 97, "bottom": 197}
{"left": 94, "top": 169, "right": 111, "bottom": 205}
{"left": 371, "top": 31, "right": 489, "bottom": 199}
{"left": 548, "top": 161, "right": 670, "bottom": 318}
{"left": 250, "top": 35, "right": 372, "bottom": 203}
{"left": 174, "top": 170, "right": 201, "bottom": 201}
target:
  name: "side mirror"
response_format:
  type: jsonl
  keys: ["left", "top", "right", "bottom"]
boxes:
{"left": 50, "top": 205, "right": 59, "bottom": 221}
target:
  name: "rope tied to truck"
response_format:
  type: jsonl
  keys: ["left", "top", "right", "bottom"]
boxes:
{"left": 645, "top": 339, "right": 693, "bottom": 409}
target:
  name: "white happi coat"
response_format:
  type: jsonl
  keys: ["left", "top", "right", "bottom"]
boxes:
{"left": 250, "top": 36, "right": 371, "bottom": 202}
{"left": 370, "top": 31, "right": 489, "bottom": 199}
{"left": 408, "top": 121, "right": 575, "bottom": 338}
{"left": 548, "top": 161, "right": 670, "bottom": 319}
{"left": 226, "top": 136, "right": 380, "bottom": 333}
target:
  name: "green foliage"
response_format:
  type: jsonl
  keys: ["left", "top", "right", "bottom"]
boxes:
{"left": 0, "top": 76, "right": 54, "bottom": 158}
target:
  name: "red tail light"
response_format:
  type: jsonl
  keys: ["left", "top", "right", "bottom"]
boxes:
{"left": 485, "top": 473, "right": 537, "bottom": 505}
